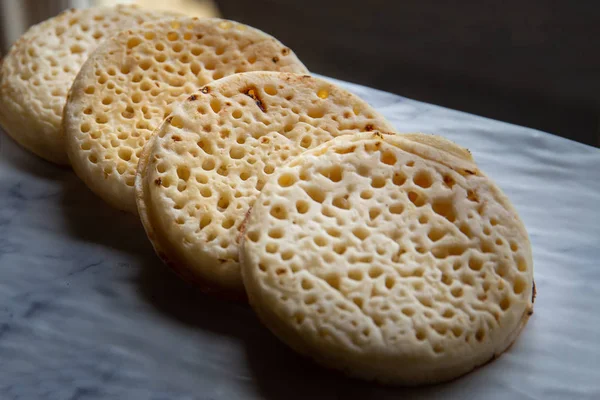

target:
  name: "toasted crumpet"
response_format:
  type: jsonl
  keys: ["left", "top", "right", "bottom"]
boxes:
{"left": 241, "top": 132, "right": 534, "bottom": 384}
{"left": 64, "top": 18, "right": 307, "bottom": 212}
{"left": 0, "top": 5, "right": 178, "bottom": 164}
{"left": 136, "top": 72, "right": 395, "bottom": 295}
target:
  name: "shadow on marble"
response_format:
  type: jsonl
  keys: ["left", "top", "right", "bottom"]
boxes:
{"left": 135, "top": 253, "right": 252, "bottom": 332}
{"left": 133, "top": 252, "right": 381, "bottom": 399}
{"left": 129, "top": 216, "right": 459, "bottom": 399}
{"left": 243, "top": 329, "right": 459, "bottom": 399}
{"left": 59, "top": 174, "right": 148, "bottom": 253}
{"left": 2, "top": 132, "right": 462, "bottom": 398}
{"left": 0, "top": 131, "right": 69, "bottom": 181}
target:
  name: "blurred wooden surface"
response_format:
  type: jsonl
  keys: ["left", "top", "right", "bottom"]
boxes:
{"left": 216, "top": 0, "right": 600, "bottom": 146}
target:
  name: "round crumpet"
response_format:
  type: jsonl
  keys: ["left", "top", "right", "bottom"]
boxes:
{"left": 136, "top": 72, "right": 395, "bottom": 295}
{"left": 241, "top": 132, "right": 535, "bottom": 385}
{"left": 0, "top": 5, "right": 177, "bottom": 165}
{"left": 64, "top": 17, "right": 308, "bottom": 213}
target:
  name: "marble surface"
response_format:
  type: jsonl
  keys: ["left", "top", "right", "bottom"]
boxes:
{"left": 1, "top": 77, "right": 599, "bottom": 400}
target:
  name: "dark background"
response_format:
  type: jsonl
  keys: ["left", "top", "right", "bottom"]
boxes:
{"left": 216, "top": 0, "right": 600, "bottom": 147}
{"left": 1, "top": 0, "right": 598, "bottom": 147}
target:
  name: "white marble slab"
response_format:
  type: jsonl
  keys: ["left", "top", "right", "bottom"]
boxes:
{"left": 1, "top": 78, "right": 599, "bottom": 400}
